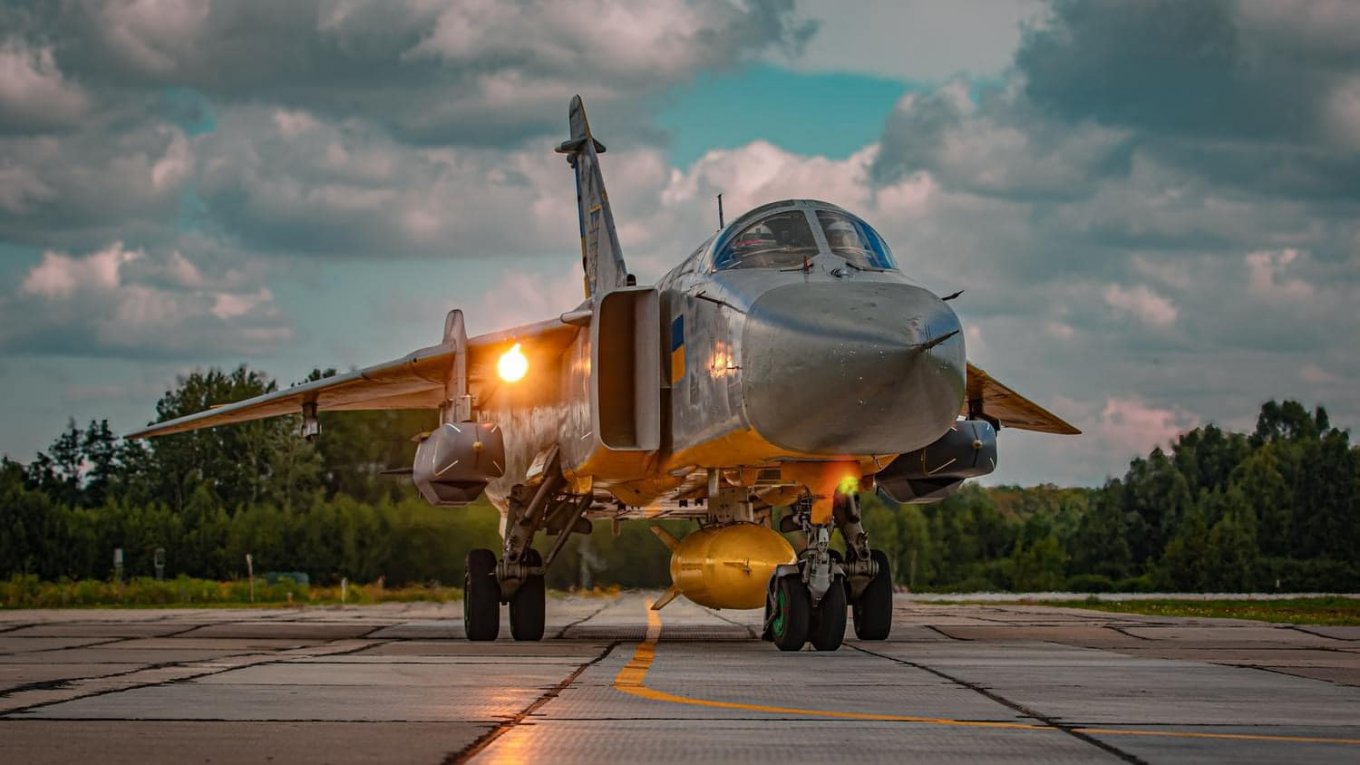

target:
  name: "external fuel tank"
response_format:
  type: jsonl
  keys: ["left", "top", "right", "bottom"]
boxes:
{"left": 650, "top": 522, "right": 796, "bottom": 610}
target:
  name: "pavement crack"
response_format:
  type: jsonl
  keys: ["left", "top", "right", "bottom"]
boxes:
{"left": 1286, "top": 625, "right": 1352, "bottom": 641}
{"left": 700, "top": 607, "right": 759, "bottom": 639}
{"left": 0, "top": 637, "right": 390, "bottom": 718}
{"left": 0, "top": 678, "right": 73, "bottom": 700}
{"left": 0, "top": 635, "right": 138, "bottom": 657}
{"left": 1107, "top": 625, "right": 1152, "bottom": 641}
{"left": 553, "top": 602, "right": 613, "bottom": 639}
{"left": 849, "top": 644, "right": 1148, "bottom": 765}
{"left": 443, "top": 640, "right": 620, "bottom": 765}
{"left": 924, "top": 625, "right": 969, "bottom": 641}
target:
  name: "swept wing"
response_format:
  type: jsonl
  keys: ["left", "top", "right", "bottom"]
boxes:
{"left": 962, "top": 362, "right": 1081, "bottom": 435}
{"left": 127, "top": 317, "right": 580, "bottom": 439}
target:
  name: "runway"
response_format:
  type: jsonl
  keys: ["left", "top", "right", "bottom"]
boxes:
{"left": 2, "top": 594, "right": 1358, "bottom": 763}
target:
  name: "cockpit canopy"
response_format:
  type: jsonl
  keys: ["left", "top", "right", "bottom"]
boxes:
{"left": 712, "top": 200, "right": 896, "bottom": 271}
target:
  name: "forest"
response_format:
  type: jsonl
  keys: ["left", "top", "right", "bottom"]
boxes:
{"left": 2, "top": 366, "right": 1357, "bottom": 593}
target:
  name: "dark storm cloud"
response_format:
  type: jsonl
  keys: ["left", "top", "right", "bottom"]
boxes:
{"left": 861, "top": 0, "right": 1360, "bottom": 482}
{"left": 0, "top": 119, "right": 191, "bottom": 250}
{"left": 9, "top": 0, "right": 814, "bottom": 146}
{"left": 1018, "top": 0, "right": 1355, "bottom": 142}
{"left": 0, "top": 0, "right": 817, "bottom": 253}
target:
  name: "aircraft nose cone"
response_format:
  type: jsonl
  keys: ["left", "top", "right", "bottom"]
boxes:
{"left": 741, "top": 281, "right": 965, "bottom": 455}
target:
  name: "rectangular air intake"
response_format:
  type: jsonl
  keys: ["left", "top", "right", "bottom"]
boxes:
{"left": 591, "top": 287, "right": 660, "bottom": 451}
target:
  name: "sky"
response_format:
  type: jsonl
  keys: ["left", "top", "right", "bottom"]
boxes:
{"left": 1, "top": 0, "right": 1358, "bottom": 487}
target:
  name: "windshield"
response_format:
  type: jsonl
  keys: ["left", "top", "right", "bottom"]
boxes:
{"left": 816, "top": 211, "right": 896, "bottom": 270}
{"left": 714, "top": 210, "right": 819, "bottom": 270}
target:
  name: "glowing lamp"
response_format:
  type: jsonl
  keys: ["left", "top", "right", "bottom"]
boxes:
{"left": 836, "top": 474, "right": 860, "bottom": 496}
{"left": 497, "top": 343, "right": 528, "bottom": 383}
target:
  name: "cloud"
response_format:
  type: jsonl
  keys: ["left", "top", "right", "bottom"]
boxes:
{"left": 0, "top": 122, "right": 195, "bottom": 250}
{"left": 1102, "top": 284, "right": 1177, "bottom": 328}
{"left": 0, "top": 241, "right": 291, "bottom": 359}
{"left": 782, "top": 0, "right": 1041, "bottom": 81}
{"left": 15, "top": 0, "right": 812, "bottom": 146}
{"left": 1098, "top": 396, "right": 1199, "bottom": 455}
{"left": 191, "top": 106, "right": 583, "bottom": 258}
{"left": 0, "top": 39, "right": 89, "bottom": 132}
{"left": 1245, "top": 249, "right": 1315, "bottom": 302}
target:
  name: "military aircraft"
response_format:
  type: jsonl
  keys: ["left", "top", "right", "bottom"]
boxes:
{"left": 130, "top": 97, "right": 1078, "bottom": 651}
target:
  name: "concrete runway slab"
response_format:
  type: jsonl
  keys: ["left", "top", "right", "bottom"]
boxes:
{"left": 1, "top": 594, "right": 1358, "bottom": 764}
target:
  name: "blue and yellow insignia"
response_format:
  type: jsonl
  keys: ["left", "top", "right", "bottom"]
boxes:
{"left": 670, "top": 315, "right": 685, "bottom": 384}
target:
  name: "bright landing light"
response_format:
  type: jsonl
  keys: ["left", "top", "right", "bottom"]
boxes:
{"left": 498, "top": 343, "right": 529, "bottom": 383}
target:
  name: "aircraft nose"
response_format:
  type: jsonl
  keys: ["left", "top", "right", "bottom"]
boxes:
{"left": 741, "top": 281, "right": 965, "bottom": 455}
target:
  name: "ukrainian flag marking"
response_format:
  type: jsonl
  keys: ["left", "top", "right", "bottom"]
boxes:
{"left": 670, "top": 315, "right": 685, "bottom": 384}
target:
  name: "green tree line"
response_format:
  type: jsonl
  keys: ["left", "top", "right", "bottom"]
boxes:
{"left": 2, "top": 367, "right": 1357, "bottom": 591}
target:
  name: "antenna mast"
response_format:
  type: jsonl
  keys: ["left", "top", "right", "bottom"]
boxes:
{"left": 717, "top": 193, "right": 724, "bottom": 229}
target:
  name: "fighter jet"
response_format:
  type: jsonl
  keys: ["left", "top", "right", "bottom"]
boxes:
{"left": 129, "top": 97, "right": 1078, "bottom": 651}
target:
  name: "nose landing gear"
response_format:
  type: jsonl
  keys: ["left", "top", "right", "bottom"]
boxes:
{"left": 763, "top": 490, "right": 893, "bottom": 651}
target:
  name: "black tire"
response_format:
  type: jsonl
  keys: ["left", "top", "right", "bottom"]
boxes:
{"left": 464, "top": 548, "right": 500, "bottom": 641}
{"left": 770, "top": 574, "right": 810, "bottom": 651}
{"left": 852, "top": 548, "right": 893, "bottom": 640}
{"left": 809, "top": 576, "right": 847, "bottom": 651}
{"left": 509, "top": 548, "right": 545, "bottom": 641}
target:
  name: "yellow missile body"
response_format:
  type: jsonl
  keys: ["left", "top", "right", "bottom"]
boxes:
{"left": 650, "top": 522, "right": 796, "bottom": 610}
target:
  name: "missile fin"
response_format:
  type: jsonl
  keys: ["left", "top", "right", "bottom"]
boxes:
{"left": 651, "top": 586, "right": 682, "bottom": 611}
{"left": 649, "top": 525, "right": 680, "bottom": 551}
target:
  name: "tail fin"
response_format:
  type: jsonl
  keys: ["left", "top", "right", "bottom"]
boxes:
{"left": 556, "top": 95, "right": 628, "bottom": 298}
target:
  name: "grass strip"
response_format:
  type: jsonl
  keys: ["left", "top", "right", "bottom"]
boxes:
{"left": 1035, "top": 596, "right": 1360, "bottom": 626}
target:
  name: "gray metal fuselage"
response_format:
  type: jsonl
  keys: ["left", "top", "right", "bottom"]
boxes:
{"left": 482, "top": 199, "right": 966, "bottom": 516}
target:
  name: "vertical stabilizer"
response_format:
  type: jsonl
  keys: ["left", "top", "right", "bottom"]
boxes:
{"left": 557, "top": 95, "right": 628, "bottom": 298}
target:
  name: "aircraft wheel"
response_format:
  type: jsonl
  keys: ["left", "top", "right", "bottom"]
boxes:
{"left": 509, "top": 548, "right": 546, "bottom": 641}
{"left": 809, "top": 576, "right": 847, "bottom": 651}
{"left": 464, "top": 548, "right": 500, "bottom": 641}
{"left": 770, "top": 574, "right": 810, "bottom": 651}
{"left": 852, "top": 549, "right": 893, "bottom": 640}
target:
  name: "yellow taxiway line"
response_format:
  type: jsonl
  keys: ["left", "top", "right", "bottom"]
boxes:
{"left": 611, "top": 600, "right": 1360, "bottom": 748}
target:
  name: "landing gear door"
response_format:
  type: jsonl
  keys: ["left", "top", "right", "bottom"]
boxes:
{"left": 591, "top": 287, "right": 661, "bottom": 452}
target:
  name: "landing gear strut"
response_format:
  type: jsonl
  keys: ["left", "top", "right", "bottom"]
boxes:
{"left": 837, "top": 492, "right": 892, "bottom": 641}
{"left": 766, "top": 494, "right": 848, "bottom": 651}
{"left": 462, "top": 449, "right": 592, "bottom": 642}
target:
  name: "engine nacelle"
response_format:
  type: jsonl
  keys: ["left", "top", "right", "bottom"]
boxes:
{"left": 656, "top": 522, "right": 796, "bottom": 609}
{"left": 412, "top": 422, "right": 506, "bottom": 506}
{"left": 876, "top": 419, "right": 997, "bottom": 504}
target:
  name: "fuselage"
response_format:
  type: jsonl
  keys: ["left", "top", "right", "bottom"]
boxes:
{"left": 482, "top": 199, "right": 966, "bottom": 514}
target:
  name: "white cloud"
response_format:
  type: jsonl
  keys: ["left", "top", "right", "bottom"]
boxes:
{"left": 1102, "top": 284, "right": 1177, "bottom": 328}
{"left": 94, "top": 0, "right": 213, "bottom": 76}
{"left": 2, "top": 242, "right": 291, "bottom": 358}
{"left": 1300, "top": 363, "right": 1340, "bottom": 385}
{"left": 0, "top": 123, "right": 195, "bottom": 249}
{"left": 22, "top": 245, "right": 137, "bottom": 298}
{"left": 410, "top": 0, "right": 787, "bottom": 77}
{"left": 1245, "top": 248, "right": 1315, "bottom": 302}
{"left": 0, "top": 39, "right": 89, "bottom": 131}
{"left": 1099, "top": 396, "right": 1199, "bottom": 457}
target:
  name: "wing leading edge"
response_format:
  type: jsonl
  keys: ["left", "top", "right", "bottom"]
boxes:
{"left": 962, "top": 362, "right": 1081, "bottom": 435}
{"left": 126, "top": 317, "right": 580, "bottom": 439}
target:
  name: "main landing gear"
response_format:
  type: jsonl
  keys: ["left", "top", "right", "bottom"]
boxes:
{"left": 764, "top": 492, "right": 893, "bottom": 651}
{"left": 462, "top": 450, "right": 592, "bottom": 642}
